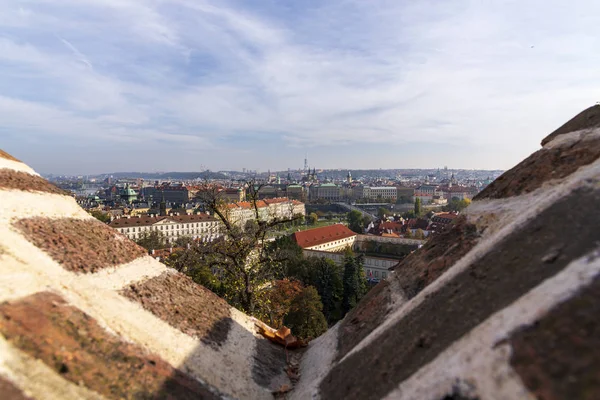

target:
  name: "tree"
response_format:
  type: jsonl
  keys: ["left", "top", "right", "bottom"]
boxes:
{"left": 444, "top": 198, "right": 471, "bottom": 212}
{"left": 377, "top": 207, "right": 392, "bottom": 219}
{"left": 89, "top": 209, "right": 111, "bottom": 223}
{"left": 174, "top": 235, "right": 194, "bottom": 248}
{"left": 342, "top": 250, "right": 367, "bottom": 315}
{"left": 163, "top": 247, "right": 222, "bottom": 294}
{"left": 284, "top": 286, "right": 328, "bottom": 340}
{"left": 307, "top": 257, "right": 344, "bottom": 324}
{"left": 414, "top": 228, "right": 425, "bottom": 240}
{"left": 285, "top": 254, "right": 344, "bottom": 325}
{"left": 308, "top": 212, "right": 319, "bottom": 225}
{"left": 193, "top": 180, "right": 303, "bottom": 314}
{"left": 347, "top": 210, "right": 363, "bottom": 234}
{"left": 404, "top": 227, "right": 412, "bottom": 239}
{"left": 136, "top": 231, "right": 166, "bottom": 251}
{"left": 414, "top": 198, "right": 423, "bottom": 217}
{"left": 258, "top": 279, "right": 304, "bottom": 329}
{"left": 402, "top": 210, "right": 416, "bottom": 219}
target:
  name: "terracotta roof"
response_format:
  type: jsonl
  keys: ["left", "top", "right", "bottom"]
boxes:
{"left": 433, "top": 212, "right": 459, "bottom": 220}
{"left": 292, "top": 224, "right": 356, "bottom": 248}
{"left": 108, "top": 213, "right": 216, "bottom": 227}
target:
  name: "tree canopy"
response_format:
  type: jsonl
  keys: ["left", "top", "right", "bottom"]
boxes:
{"left": 284, "top": 286, "right": 328, "bottom": 340}
{"left": 347, "top": 210, "right": 364, "bottom": 234}
{"left": 342, "top": 250, "right": 368, "bottom": 315}
{"left": 135, "top": 230, "right": 166, "bottom": 251}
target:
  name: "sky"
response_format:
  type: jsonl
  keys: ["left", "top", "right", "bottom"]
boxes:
{"left": 1, "top": 0, "right": 599, "bottom": 175}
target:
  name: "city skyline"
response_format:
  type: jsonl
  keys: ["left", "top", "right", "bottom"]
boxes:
{"left": 2, "top": 0, "right": 599, "bottom": 174}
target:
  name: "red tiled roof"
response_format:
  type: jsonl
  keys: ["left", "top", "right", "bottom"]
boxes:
{"left": 434, "top": 212, "right": 459, "bottom": 220}
{"left": 292, "top": 224, "right": 356, "bottom": 249}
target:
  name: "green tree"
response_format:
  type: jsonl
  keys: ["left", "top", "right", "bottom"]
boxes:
{"left": 163, "top": 248, "right": 222, "bottom": 294}
{"left": 347, "top": 210, "right": 363, "bottom": 234}
{"left": 136, "top": 230, "right": 166, "bottom": 251}
{"left": 402, "top": 210, "right": 416, "bottom": 219}
{"left": 194, "top": 180, "right": 303, "bottom": 314}
{"left": 258, "top": 279, "right": 304, "bottom": 329}
{"left": 444, "top": 198, "right": 471, "bottom": 212}
{"left": 414, "top": 228, "right": 425, "bottom": 240}
{"left": 404, "top": 227, "right": 413, "bottom": 238}
{"left": 308, "top": 212, "right": 319, "bottom": 225}
{"left": 89, "top": 209, "right": 111, "bottom": 223}
{"left": 377, "top": 207, "right": 392, "bottom": 219}
{"left": 308, "top": 257, "right": 344, "bottom": 324}
{"left": 174, "top": 235, "right": 194, "bottom": 248}
{"left": 284, "top": 286, "right": 328, "bottom": 340}
{"left": 342, "top": 250, "right": 367, "bottom": 315}
{"left": 414, "top": 198, "right": 423, "bottom": 216}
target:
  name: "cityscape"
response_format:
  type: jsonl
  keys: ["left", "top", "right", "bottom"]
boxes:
{"left": 0, "top": 0, "right": 597, "bottom": 398}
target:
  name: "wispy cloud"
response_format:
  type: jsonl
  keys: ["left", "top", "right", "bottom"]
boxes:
{"left": 59, "top": 37, "right": 93, "bottom": 69}
{"left": 1, "top": 0, "right": 599, "bottom": 174}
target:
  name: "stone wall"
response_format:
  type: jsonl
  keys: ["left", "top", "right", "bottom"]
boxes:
{"left": 1, "top": 105, "right": 599, "bottom": 400}
{"left": 0, "top": 152, "right": 291, "bottom": 399}
{"left": 293, "top": 105, "right": 600, "bottom": 400}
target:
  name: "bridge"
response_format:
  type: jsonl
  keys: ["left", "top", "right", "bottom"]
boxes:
{"left": 334, "top": 202, "right": 376, "bottom": 219}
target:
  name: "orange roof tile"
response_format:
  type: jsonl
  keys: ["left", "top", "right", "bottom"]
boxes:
{"left": 292, "top": 224, "right": 356, "bottom": 249}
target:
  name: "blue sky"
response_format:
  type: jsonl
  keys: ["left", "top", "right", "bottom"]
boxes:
{"left": 1, "top": 0, "right": 599, "bottom": 174}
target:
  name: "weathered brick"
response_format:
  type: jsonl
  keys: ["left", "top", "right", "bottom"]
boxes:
{"left": 475, "top": 137, "right": 600, "bottom": 200}
{"left": 337, "top": 279, "right": 391, "bottom": 360}
{"left": 121, "top": 272, "right": 232, "bottom": 347}
{"left": 542, "top": 105, "right": 600, "bottom": 146}
{"left": 510, "top": 274, "right": 600, "bottom": 400}
{"left": 0, "top": 376, "right": 33, "bottom": 400}
{"left": 321, "top": 186, "right": 600, "bottom": 400}
{"left": 0, "top": 292, "right": 219, "bottom": 399}
{"left": 14, "top": 217, "right": 147, "bottom": 273}
{"left": 0, "top": 169, "right": 68, "bottom": 196}
{"left": 0, "top": 149, "right": 21, "bottom": 162}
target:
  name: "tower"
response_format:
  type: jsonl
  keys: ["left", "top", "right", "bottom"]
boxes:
{"left": 347, "top": 171, "right": 352, "bottom": 183}
{"left": 159, "top": 189, "right": 167, "bottom": 216}
{"left": 304, "top": 153, "right": 308, "bottom": 174}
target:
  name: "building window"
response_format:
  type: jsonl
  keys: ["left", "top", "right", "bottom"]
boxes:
{"left": 382, "top": 272, "right": 387, "bottom": 279}
{"left": 375, "top": 271, "right": 379, "bottom": 277}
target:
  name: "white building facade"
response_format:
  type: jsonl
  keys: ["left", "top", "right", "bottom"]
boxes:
{"left": 109, "top": 213, "right": 222, "bottom": 244}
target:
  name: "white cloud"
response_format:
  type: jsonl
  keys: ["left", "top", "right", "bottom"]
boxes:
{"left": 1, "top": 0, "right": 599, "bottom": 173}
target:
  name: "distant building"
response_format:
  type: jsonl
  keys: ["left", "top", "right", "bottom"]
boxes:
{"left": 292, "top": 224, "right": 356, "bottom": 251}
{"left": 141, "top": 185, "right": 190, "bottom": 204}
{"left": 396, "top": 186, "right": 415, "bottom": 202}
{"left": 220, "top": 187, "right": 245, "bottom": 203}
{"left": 429, "top": 212, "right": 459, "bottom": 234}
{"left": 220, "top": 197, "right": 305, "bottom": 227}
{"left": 366, "top": 186, "right": 397, "bottom": 201}
{"left": 109, "top": 213, "right": 221, "bottom": 244}
{"left": 309, "top": 183, "right": 341, "bottom": 202}
{"left": 285, "top": 184, "right": 304, "bottom": 201}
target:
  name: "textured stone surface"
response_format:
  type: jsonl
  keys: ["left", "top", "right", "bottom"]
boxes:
{"left": 0, "top": 149, "right": 21, "bottom": 162}
{"left": 320, "top": 186, "right": 600, "bottom": 400}
{"left": 0, "top": 169, "right": 67, "bottom": 195}
{"left": 475, "top": 137, "right": 600, "bottom": 200}
{"left": 253, "top": 337, "right": 288, "bottom": 388}
{"left": 510, "top": 274, "right": 600, "bottom": 400}
{"left": 14, "top": 217, "right": 147, "bottom": 273}
{"left": 337, "top": 280, "right": 391, "bottom": 360}
{"left": 393, "top": 215, "right": 480, "bottom": 299}
{"left": 121, "top": 272, "right": 232, "bottom": 347}
{"left": 0, "top": 292, "right": 219, "bottom": 399}
{"left": 542, "top": 105, "right": 600, "bottom": 146}
{"left": 0, "top": 376, "right": 33, "bottom": 400}
{"left": 336, "top": 217, "right": 479, "bottom": 361}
